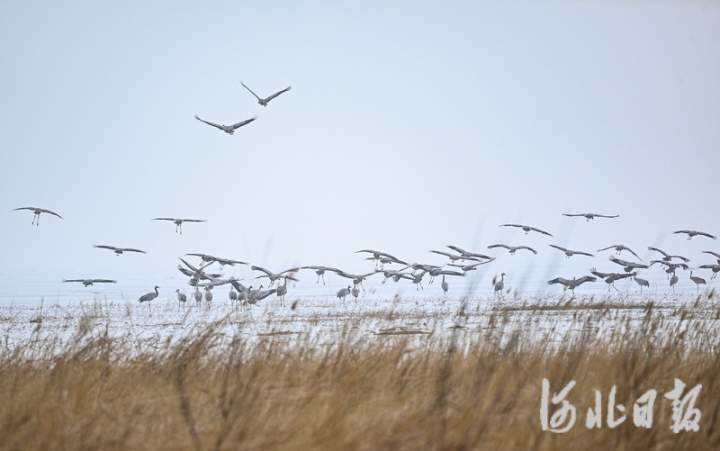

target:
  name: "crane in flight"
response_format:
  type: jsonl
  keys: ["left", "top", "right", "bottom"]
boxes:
{"left": 673, "top": 230, "right": 717, "bottom": 240}
{"left": 500, "top": 224, "right": 553, "bottom": 237}
{"left": 194, "top": 115, "right": 256, "bottom": 135}
{"left": 446, "top": 245, "right": 493, "bottom": 260}
{"left": 251, "top": 265, "right": 300, "bottom": 285}
{"left": 448, "top": 258, "right": 496, "bottom": 272}
{"left": 185, "top": 253, "right": 247, "bottom": 267}
{"left": 597, "top": 245, "right": 641, "bottom": 259}
{"left": 153, "top": 217, "right": 206, "bottom": 234}
{"left": 94, "top": 245, "right": 146, "bottom": 256}
{"left": 562, "top": 213, "right": 619, "bottom": 222}
{"left": 549, "top": 245, "right": 594, "bottom": 258}
{"left": 240, "top": 81, "right": 292, "bottom": 107}
{"left": 647, "top": 247, "right": 690, "bottom": 263}
{"left": 13, "top": 207, "right": 62, "bottom": 226}
{"left": 547, "top": 275, "right": 596, "bottom": 293}
{"left": 429, "top": 250, "right": 483, "bottom": 262}
{"left": 63, "top": 279, "right": 116, "bottom": 287}
{"left": 487, "top": 244, "right": 537, "bottom": 255}
{"left": 355, "top": 249, "right": 406, "bottom": 268}
{"left": 609, "top": 256, "right": 649, "bottom": 272}
{"left": 299, "top": 265, "right": 342, "bottom": 285}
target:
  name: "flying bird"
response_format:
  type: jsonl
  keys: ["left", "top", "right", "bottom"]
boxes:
{"left": 185, "top": 253, "right": 247, "bottom": 266}
{"left": 446, "top": 245, "right": 493, "bottom": 260}
{"left": 647, "top": 247, "right": 690, "bottom": 263}
{"left": 597, "top": 245, "right": 641, "bottom": 259}
{"left": 429, "top": 250, "right": 483, "bottom": 262}
{"left": 251, "top": 265, "right": 300, "bottom": 284}
{"left": 240, "top": 82, "right": 291, "bottom": 107}
{"left": 500, "top": 224, "right": 553, "bottom": 237}
{"left": 94, "top": 245, "right": 146, "bottom": 256}
{"left": 562, "top": 213, "right": 619, "bottom": 222}
{"left": 448, "top": 258, "right": 496, "bottom": 272}
{"left": 194, "top": 115, "right": 256, "bottom": 135}
{"left": 153, "top": 217, "right": 206, "bottom": 234}
{"left": 609, "top": 256, "right": 649, "bottom": 272}
{"left": 63, "top": 279, "right": 116, "bottom": 287}
{"left": 549, "top": 245, "right": 594, "bottom": 258}
{"left": 13, "top": 207, "right": 62, "bottom": 226}
{"left": 673, "top": 230, "right": 717, "bottom": 240}
{"left": 487, "top": 244, "right": 538, "bottom": 255}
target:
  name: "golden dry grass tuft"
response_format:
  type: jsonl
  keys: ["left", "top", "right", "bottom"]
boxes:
{"left": 0, "top": 305, "right": 719, "bottom": 450}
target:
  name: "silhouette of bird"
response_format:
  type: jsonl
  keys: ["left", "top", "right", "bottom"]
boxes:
{"left": 500, "top": 224, "right": 553, "bottom": 237}
{"left": 138, "top": 286, "right": 159, "bottom": 303}
{"left": 487, "top": 244, "right": 537, "bottom": 255}
{"left": 153, "top": 217, "right": 206, "bottom": 234}
{"left": 63, "top": 279, "right": 116, "bottom": 287}
{"left": 699, "top": 264, "right": 720, "bottom": 280}
{"left": 94, "top": 245, "right": 146, "bottom": 256}
{"left": 185, "top": 253, "right": 247, "bottom": 266}
{"left": 176, "top": 289, "right": 187, "bottom": 305}
{"left": 492, "top": 273, "right": 506, "bottom": 296}
{"left": 429, "top": 250, "right": 483, "bottom": 262}
{"left": 562, "top": 213, "right": 619, "bottom": 222}
{"left": 446, "top": 245, "right": 493, "bottom": 260}
{"left": 251, "top": 265, "right": 300, "bottom": 285}
{"left": 13, "top": 207, "right": 62, "bottom": 226}
{"left": 673, "top": 230, "right": 717, "bottom": 240}
{"left": 448, "top": 258, "right": 496, "bottom": 272}
{"left": 336, "top": 286, "right": 352, "bottom": 302}
{"left": 597, "top": 245, "right": 641, "bottom": 259}
{"left": 647, "top": 247, "right": 690, "bottom": 263}
{"left": 609, "top": 256, "right": 649, "bottom": 272}
{"left": 549, "top": 245, "right": 594, "bottom": 258}
{"left": 689, "top": 271, "right": 707, "bottom": 293}
{"left": 633, "top": 276, "right": 650, "bottom": 293}
{"left": 240, "top": 82, "right": 291, "bottom": 107}
{"left": 194, "top": 115, "right": 256, "bottom": 135}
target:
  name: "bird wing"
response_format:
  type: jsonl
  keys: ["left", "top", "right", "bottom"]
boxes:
{"left": 671, "top": 255, "right": 690, "bottom": 263}
{"left": 574, "top": 251, "right": 595, "bottom": 257}
{"left": 562, "top": 213, "right": 583, "bottom": 217}
{"left": 153, "top": 217, "right": 177, "bottom": 222}
{"left": 91, "top": 279, "right": 116, "bottom": 284}
{"left": 487, "top": 244, "right": 510, "bottom": 250}
{"left": 181, "top": 219, "right": 207, "bottom": 223}
{"left": 63, "top": 279, "right": 84, "bottom": 283}
{"left": 549, "top": 244, "right": 568, "bottom": 253}
{"left": 186, "top": 253, "right": 210, "bottom": 259}
{"left": 699, "top": 231, "right": 718, "bottom": 239}
{"left": 37, "top": 208, "right": 63, "bottom": 218}
{"left": 123, "top": 248, "right": 146, "bottom": 254}
{"left": 240, "top": 82, "right": 262, "bottom": 101}
{"left": 702, "top": 251, "right": 720, "bottom": 259}
{"left": 597, "top": 245, "right": 616, "bottom": 252}
{"left": 530, "top": 226, "right": 553, "bottom": 236}
{"left": 438, "top": 270, "right": 464, "bottom": 277}
{"left": 263, "top": 86, "right": 291, "bottom": 102}
{"left": 430, "top": 250, "right": 453, "bottom": 258}
{"left": 250, "top": 265, "right": 274, "bottom": 277}
{"left": 194, "top": 115, "right": 226, "bottom": 131}
{"left": 519, "top": 246, "right": 538, "bottom": 254}
{"left": 355, "top": 249, "right": 380, "bottom": 255}
{"left": 230, "top": 116, "right": 257, "bottom": 130}
{"left": 648, "top": 247, "right": 668, "bottom": 257}
{"left": 446, "top": 245, "right": 468, "bottom": 255}
{"left": 625, "top": 247, "right": 641, "bottom": 259}
{"left": 279, "top": 267, "right": 301, "bottom": 276}
{"left": 13, "top": 207, "right": 37, "bottom": 212}
{"left": 499, "top": 224, "right": 523, "bottom": 229}
{"left": 595, "top": 214, "right": 619, "bottom": 219}
{"left": 94, "top": 245, "right": 118, "bottom": 251}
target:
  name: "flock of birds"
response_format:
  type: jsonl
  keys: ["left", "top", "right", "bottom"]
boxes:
{"left": 11, "top": 82, "right": 720, "bottom": 307}
{"left": 11, "top": 205, "right": 720, "bottom": 309}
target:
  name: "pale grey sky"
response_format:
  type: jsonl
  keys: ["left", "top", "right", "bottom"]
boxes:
{"left": 1, "top": 1, "right": 718, "bottom": 298}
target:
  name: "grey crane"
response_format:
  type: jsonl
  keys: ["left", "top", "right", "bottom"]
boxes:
{"left": 492, "top": 273, "right": 506, "bottom": 296}
{"left": 448, "top": 258, "right": 496, "bottom": 273}
{"left": 590, "top": 268, "right": 614, "bottom": 279}
{"left": 669, "top": 273, "right": 679, "bottom": 293}
{"left": 185, "top": 253, "right": 247, "bottom": 266}
{"left": 609, "top": 256, "right": 649, "bottom": 272}
{"left": 547, "top": 275, "right": 597, "bottom": 293}
{"left": 690, "top": 271, "right": 707, "bottom": 293}
{"left": 650, "top": 260, "right": 690, "bottom": 277}
{"left": 597, "top": 245, "right": 641, "bottom": 259}
{"left": 351, "top": 285, "right": 360, "bottom": 301}
{"left": 562, "top": 213, "right": 619, "bottom": 222}
{"left": 240, "top": 82, "right": 291, "bottom": 107}
{"left": 178, "top": 258, "right": 218, "bottom": 285}
{"left": 153, "top": 217, "right": 206, "bottom": 234}
{"left": 276, "top": 279, "right": 288, "bottom": 303}
{"left": 441, "top": 275, "right": 449, "bottom": 294}
{"left": 204, "top": 286, "right": 213, "bottom": 303}
{"left": 355, "top": 249, "right": 405, "bottom": 268}
{"left": 194, "top": 114, "right": 256, "bottom": 135}
{"left": 500, "top": 224, "right": 553, "bottom": 237}
{"left": 333, "top": 270, "right": 380, "bottom": 288}
{"left": 94, "top": 245, "right": 146, "bottom": 256}
{"left": 549, "top": 245, "right": 594, "bottom": 258}
{"left": 487, "top": 244, "right": 537, "bottom": 255}
{"left": 336, "top": 286, "right": 352, "bottom": 302}
{"left": 229, "top": 288, "right": 239, "bottom": 302}
{"left": 647, "top": 247, "right": 690, "bottom": 263}
{"left": 602, "top": 272, "right": 636, "bottom": 290}
{"left": 176, "top": 289, "right": 188, "bottom": 305}
{"left": 193, "top": 286, "right": 202, "bottom": 305}
{"left": 299, "top": 265, "right": 341, "bottom": 285}
{"left": 446, "top": 245, "right": 493, "bottom": 260}
{"left": 633, "top": 276, "right": 650, "bottom": 293}
{"left": 63, "top": 279, "right": 117, "bottom": 287}
{"left": 13, "top": 207, "right": 62, "bottom": 226}
{"left": 673, "top": 230, "right": 717, "bottom": 240}
{"left": 429, "top": 250, "right": 482, "bottom": 262}
{"left": 251, "top": 265, "right": 300, "bottom": 285}
{"left": 138, "top": 286, "right": 159, "bottom": 304}
{"left": 247, "top": 285, "right": 277, "bottom": 304}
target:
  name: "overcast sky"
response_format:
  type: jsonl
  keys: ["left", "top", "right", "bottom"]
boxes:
{"left": 1, "top": 1, "right": 718, "bottom": 299}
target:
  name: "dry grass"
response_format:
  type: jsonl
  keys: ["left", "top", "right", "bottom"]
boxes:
{"left": 0, "top": 304, "right": 719, "bottom": 450}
